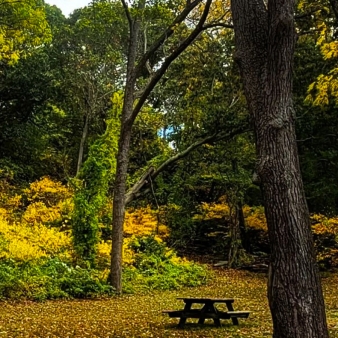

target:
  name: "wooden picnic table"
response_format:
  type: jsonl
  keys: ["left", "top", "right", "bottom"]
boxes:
{"left": 163, "top": 297, "right": 250, "bottom": 328}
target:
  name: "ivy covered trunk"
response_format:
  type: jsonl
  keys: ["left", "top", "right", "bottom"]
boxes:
{"left": 231, "top": 0, "right": 329, "bottom": 337}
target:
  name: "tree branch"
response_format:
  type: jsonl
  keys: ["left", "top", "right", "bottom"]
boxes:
{"left": 120, "top": 0, "right": 132, "bottom": 29}
{"left": 202, "top": 22, "right": 234, "bottom": 30}
{"left": 130, "top": 0, "right": 213, "bottom": 124}
{"left": 125, "top": 126, "right": 249, "bottom": 205}
{"left": 294, "top": 8, "right": 321, "bottom": 20}
{"left": 135, "top": 0, "right": 203, "bottom": 77}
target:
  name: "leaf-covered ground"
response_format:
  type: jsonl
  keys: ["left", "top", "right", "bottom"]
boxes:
{"left": 0, "top": 270, "right": 337, "bottom": 338}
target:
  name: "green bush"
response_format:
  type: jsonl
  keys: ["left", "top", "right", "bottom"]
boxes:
{"left": 0, "top": 236, "right": 210, "bottom": 300}
{"left": 122, "top": 235, "right": 210, "bottom": 293}
{"left": 0, "top": 258, "right": 113, "bottom": 301}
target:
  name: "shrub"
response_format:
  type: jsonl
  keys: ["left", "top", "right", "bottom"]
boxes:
{"left": 23, "top": 176, "right": 72, "bottom": 206}
{"left": 121, "top": 235, "right": 210, "bottom": 293}
{"left": 0, "top": 216, "right": 72, "bottom": 262}
{"left": 0, "top": 258, "right": 113, "bottom": 301}
{"left": 124, "top": 206, "right": 169, "bottom": 238}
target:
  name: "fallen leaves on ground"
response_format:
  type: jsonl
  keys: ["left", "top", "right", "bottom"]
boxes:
{"left": 0, "top": 269, "right": 337, "bottom": 338}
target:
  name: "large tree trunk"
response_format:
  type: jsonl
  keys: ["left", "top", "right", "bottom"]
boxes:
{"left": 231, "top": 0, "right": 329, "bottom": 337}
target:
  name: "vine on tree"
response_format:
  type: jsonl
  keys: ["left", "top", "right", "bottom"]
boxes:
{"left": 72, "top": 92, "right": 122, "bottom": 266}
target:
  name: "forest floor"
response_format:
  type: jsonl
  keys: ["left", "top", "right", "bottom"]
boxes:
{"left": 0, "top": 269, "right": 337, "bottom": 338}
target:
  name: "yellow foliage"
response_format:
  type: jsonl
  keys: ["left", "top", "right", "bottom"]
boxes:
{"left": 24, "top": 176, "right": 72, "bottom": 205}
{"left": 312, "top": 214, "right": 338, "bottom": 236}
{"left": 0, "top": 179, "right": 22, "bottom": 217}
{"left": 0, "top": 0, "right": 52, "bottom": 64}
{"left": 306, "top": 69, "right": 338, "bottom": 106}
{"left": 124, "top": 206, "right": 169, "bottom": 238}
{"left": 244, "top": 206, "right": 268, "bottom": 231}
{"left": 19, "top": 177, "right": 74, "bottom": 226}
{"left": 193, "top": 202, "right": 230, "bottom": 221}
{"left": 193, "top": 201, "right": 267, "bottom": 232}
{"left": 0, "top": 216, "right": 71, "bottom": 261}
{"left": 97, "top": 237, "right": 143, "bottom": 267}
{"left": 22, "top": 201, "right": 62, "bottom": 225}
{"left": 321, "top": 41, "right": 338, "bottom": 60}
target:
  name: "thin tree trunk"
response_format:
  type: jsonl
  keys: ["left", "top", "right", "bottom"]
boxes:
{"left": 237, "top": 201, "right": 250, "bottom": 252}
{"left": 110, "top": 2, "right": 141, "bottom": 292}
{"left": 111, "top": 122, "right": 133, "bottom": 293}
{"left": 76, "top": 112, "right": 89, "bottom": 175}
{"left": 110, "top": 0, "right": 212, "bottom": 293}
{"left": 231, "top": 0, "right": 329, "bottom": 337}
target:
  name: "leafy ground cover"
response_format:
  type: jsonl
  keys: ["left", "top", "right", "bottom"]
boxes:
{"left": 0, "top": 269, "right": 337, "bottom": 338}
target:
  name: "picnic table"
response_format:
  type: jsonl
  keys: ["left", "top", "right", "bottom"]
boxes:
{"left": 163, "top": 297, "right": 250, "bottom": 328}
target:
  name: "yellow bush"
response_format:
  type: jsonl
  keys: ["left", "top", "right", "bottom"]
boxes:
{"left": 23, "top": 176, "right": 72, "bottom": 205}
{"left": 193, "top": 201, "right": 230, "bottom": 221}
{"left": 20, "top": 177, "right": 73, "bottom": 226}
{"left": 124, "top": 206, "right": 169, "bottom": 238}
{"left": 192, "top": 201, "right": 268, "bottom": 232}
{"left": 22, "top": 201, "right": 62, "bottom": 225}
{"left": 0, "top": 179, "right": 22, "bottom": 219}
{"left": 244, "top": 206, "right": 268, "bottom": 231}
{"left": 0, "top": 216, "right": 72, "bottom": 261}
{"left": 312, "top": 214, "right": 338, "bottom": 235}
{"left": 97, "top": 238, "right": 137, "bottom": 267}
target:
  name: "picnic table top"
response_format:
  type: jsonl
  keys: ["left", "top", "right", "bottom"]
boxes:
{"left": 177, "top": 297, "right": 235, "bottom": 303}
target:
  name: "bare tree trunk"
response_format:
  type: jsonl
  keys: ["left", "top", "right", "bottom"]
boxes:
{"left": 76, "top": 112, "right": 89, "bottom": 175}
{"left": 111, "top": 122, "right": 133, "bottom": 293}
{"left": 231, "top": 0, "right": 329, "bottom": 337}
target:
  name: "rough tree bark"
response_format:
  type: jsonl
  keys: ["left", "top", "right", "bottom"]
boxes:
{"left": 111, "top": 0, "right": 213, "bottom": 293}
{"left": 230, "top": 0, "right": 329, "bottom": 337}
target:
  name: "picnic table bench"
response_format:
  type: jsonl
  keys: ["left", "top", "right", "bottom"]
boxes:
{"left": 163, "top": 297, "right": 250, "bottom": 328}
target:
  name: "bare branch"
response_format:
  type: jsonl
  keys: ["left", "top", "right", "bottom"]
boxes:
{"left": 202, "top": 22, "right": 234, "bottom": 30}
{"left": 135, "top": 0, "right": 203, "bottom": 77}
{"left": 125, "top": 166, "right": 155, "bottom": 204}
{"left": 130, "top": 0, "right": 213, "bottom": 124}
{"left": 295, "top": 8, "right": 322, "bottom": 20}
{"left": 120, "top": 0, "right": 132, "bottom": 28}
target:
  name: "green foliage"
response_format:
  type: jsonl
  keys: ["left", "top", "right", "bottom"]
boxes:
{"left": 0, "top": 0, "right": 51, "bottom": 65}
{"left": 72, "top": 92, "right": 122, "bottom": 265}
{"left": 0, "top": 258, "right": 113, "bottom": 301}
{"left": 122, "top": 235, "right": 209, "bottom": 293}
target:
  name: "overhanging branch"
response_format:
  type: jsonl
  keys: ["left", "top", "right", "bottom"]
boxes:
{"left": 125, "top": 125, "right": 249, "bottom": 205}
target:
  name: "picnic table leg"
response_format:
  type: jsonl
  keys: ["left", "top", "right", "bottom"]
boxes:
{"left": 198, "top": 302, "right": 221, "bottom": 326}
{"left": 178, "top": 317, "right": 187, "bottom": 328}
{"left": 226, "top": 301, "right": 239, "bottom": 325}
{"left": 178, "top": 302, "right": 192, "bottom": 328}
{"left": 198, "top": 317, "right": 206, "bottom": 324}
